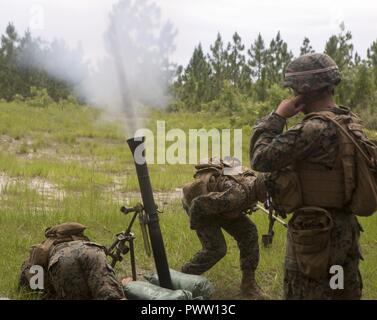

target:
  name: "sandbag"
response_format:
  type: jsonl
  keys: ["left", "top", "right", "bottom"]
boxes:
{"left": 123, "top": 281, "right": 195, "bottom": 300}
{"left": 146, "top": 268, "right": 214, "bottom": 299}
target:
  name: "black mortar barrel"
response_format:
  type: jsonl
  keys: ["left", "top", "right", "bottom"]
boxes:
{"left": 127, "top": 136, "right": 173, "bottom": 289}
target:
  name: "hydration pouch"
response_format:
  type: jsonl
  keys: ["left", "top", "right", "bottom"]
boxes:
{"left": 288, "top": 207, "right": 333, "bottom": 280}
{"left": 146, "top": 268, "right": 214, "bottom": 300}
{"left": 123, "top": 281, "right": 197, "bottom": 300}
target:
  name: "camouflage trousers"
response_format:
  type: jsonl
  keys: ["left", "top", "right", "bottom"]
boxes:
{"left": 47, "top": 241, "right": 125, "bottom": 300}
{"left": 284, "top": 211, "right": 363, "bottom": 300}
{"left": 182, "top": 214, "right": 259, "bottom": 275}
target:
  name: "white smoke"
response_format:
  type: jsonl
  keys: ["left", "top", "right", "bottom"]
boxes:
{"left": 22, "top": 0, "right": 177, "bottom": 137}
{"left": 82, "top": 0, "right": 177, "bottom": 135}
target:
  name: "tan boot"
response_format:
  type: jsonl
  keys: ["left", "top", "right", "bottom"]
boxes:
{"left": 240, "top": 271, "right": 269, "bottom": 300}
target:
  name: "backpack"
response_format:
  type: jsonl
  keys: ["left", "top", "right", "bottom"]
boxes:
{"left": 29, "top": 222, "right": 89, "bottom": 268}
{"left": 307, "top": 111, "right": 377, "bottom": 216}
{"left": 182, "top": 157, "right": 256, "bottom": 212}
{"left": 19, "top": 222, "right": 89, "bottom": 291}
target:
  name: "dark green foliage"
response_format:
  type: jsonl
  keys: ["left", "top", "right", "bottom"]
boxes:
{"left": 0, "top": 23, "right": 77, "bottom": 102}
{"left": 265, "top": 31, "right": 293, "bottom": 87}
{"left": 171, "top": 23, "right": 377, "bottom": 130}
{"left": 367, "top": 40, "right": 377, "bottom": 87}
{"left": 324, "top": 23, "right": 354, "bottom": 71}
{"left": 2, "top": 21, "right": 377, "bottom": 130}
{"left": 171, "top": 44, "right": 213, "bottom": 111}
{"left": 224, "top": 32, "right": 251, "bottom": 92}
{"left": 300, "top": 37, "right": 315, "bottom": 56}
{"left": 208, "top": 33, "right": 228, "bottom": 98}
{"left": 171, "top": 31, "right": 294, "bottom": 113}
{"left": 248, "top": 33, "right": 268, "bottom": 100}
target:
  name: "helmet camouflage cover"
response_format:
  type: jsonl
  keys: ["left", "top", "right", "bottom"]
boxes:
{"left": 283, "top": 53, "right": 341, "bottom": 94}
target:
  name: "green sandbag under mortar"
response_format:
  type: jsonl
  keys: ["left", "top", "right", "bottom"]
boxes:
{"left": 123, "top": 281, "right": 196, "bottom": 300}
{"left": 145, "top": 268, "right": 215, "bottom": 300}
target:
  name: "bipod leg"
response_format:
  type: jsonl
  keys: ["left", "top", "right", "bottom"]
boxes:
{"left": 129, "top": 237, "right": 137, "bottom": 281}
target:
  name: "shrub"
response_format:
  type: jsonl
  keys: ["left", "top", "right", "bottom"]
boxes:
{"left": 27, "top": 87, "right": 54, "bottom": 108}
{"left": 167, "top": 100, "right": 187, "bottom": 112}
{"left": 12, "top": 94, "right": 24, "bottom": 103}
{"left": 202, "top": 81, "right": 246, "bottom": 115}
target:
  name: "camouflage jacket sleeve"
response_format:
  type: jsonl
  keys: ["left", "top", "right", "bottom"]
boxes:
{"left": 249, "top": 112, "right": 337, "bottom": 172}
{"left": 190, "top": 178, "right": 248, "bottom": 216}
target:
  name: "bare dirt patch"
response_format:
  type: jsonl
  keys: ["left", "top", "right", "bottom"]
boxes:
{"left": 0, "top": 172, "right": 65, "bottom": 200}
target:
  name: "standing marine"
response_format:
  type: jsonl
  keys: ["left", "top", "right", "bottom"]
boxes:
{"left": 181, "top": 157, "right": 268, "bottom": 299}
{"left": 249, "top": 53, "right": 374, "bottom": 299}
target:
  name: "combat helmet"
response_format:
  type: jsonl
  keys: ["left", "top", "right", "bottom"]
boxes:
{"left": 283, "top": 53, "right": 341, "bottom": 94}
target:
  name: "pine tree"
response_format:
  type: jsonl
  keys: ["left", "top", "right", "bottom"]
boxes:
{"left": 224, "top": 32, "right": 250, "bottom": 90}
{"left": 0, "top": 23, "right": 20, "bottom": 99}
{"left": 300, "top": 37, "right": 314, "bottom": 55}
{"left": 208, "top": 33, "right": 227, "bottom": 97}
{"left": 1, "top": 22, "right": 19, "bottom": 61}
{"left": 351, "top": 61, "right": 374, "bottom": 107}
{"left": 179, "top": 43, "right": 212, "bottom": 110}
{"left": 0, "top": 23, "right": 77, "bottom": 101}
{"left": 324, "top": 22, "right": 354, "bottom": 71}
{"left": 367, "top": 40, "right": 377, "bottom": 67}
{"left": 247, "top": 33, "right": 268, "bottom": 100}
{"left": 367, "top": 40, "right": 377, "bottom": 87}
{"left": 265, "top": 31, "right": 293, "bottom": 86}
{"left": 324, "top": 23, "right": 354, "bottom": 104}
{"left": 354, "top": 52, "right": 361, "bottom": 66}
{"left": 248, "top": 33, "right": 266, "bottom": 81}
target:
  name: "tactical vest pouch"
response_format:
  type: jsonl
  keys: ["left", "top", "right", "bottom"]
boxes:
{"left": 266, "top": 168, "right": 303, "bottom": 214}
{"left": 351, "top": 146, "right": 377, "bottom": 216}
{"left": 182, "top": 177, "right": 210, "bottom": 208}
{"left": 29, "top": 238, "right": 55, "bottom": 268}
{"left": 297, "top": 164, "right": 344, "bottom": 208}
{"left": 288, "top": 207, "right": 333, "bottom": 280}
{"left": 308, "top": 112, "right": 377, "bottom": 216}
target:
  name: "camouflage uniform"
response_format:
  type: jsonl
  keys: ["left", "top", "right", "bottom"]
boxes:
{"left": 182, "top": 171, "right": 261, "bottom": 277}
{"left": 250, "top": 108, "right": 363, "bottom": 300}
{"left": 47, "top": 241, "right": 125, "bottom": 300}
{"left": 19, "top": 223, "right": 125, "bottom": 300}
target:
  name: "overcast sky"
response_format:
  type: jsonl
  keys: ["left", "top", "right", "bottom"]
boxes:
{"left": 1, "top": 0, "right": 377, "bottom": 66}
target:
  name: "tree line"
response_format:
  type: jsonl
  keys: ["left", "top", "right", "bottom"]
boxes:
{"left": 0, "top": 23, "right": 86, "bottom": 103}
{"left": 1, "top": 22, "right": 377, "bottom": 127}
{"left": 170, "top": 23, "right": 377, "bottom": 128}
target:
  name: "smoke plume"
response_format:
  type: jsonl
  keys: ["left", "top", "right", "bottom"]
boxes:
{"left": 22, "top": 0, "right": 177, "bottom": 137}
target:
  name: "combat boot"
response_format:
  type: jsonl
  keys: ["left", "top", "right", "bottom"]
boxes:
{"left": 240, "top": 271, "right": 269, "bottom": 300}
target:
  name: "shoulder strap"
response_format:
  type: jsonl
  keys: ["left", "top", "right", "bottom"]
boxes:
{"left": 308, "top": 113, "right": 372, "bottom": 166}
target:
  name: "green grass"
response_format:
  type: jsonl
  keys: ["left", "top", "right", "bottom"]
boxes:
{"left": 0, "top": 101, "right": 377, "bottom": 300}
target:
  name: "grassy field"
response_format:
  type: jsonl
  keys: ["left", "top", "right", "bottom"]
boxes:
{"left": 0, "top": 101, "right": 376, "bottom": 300}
